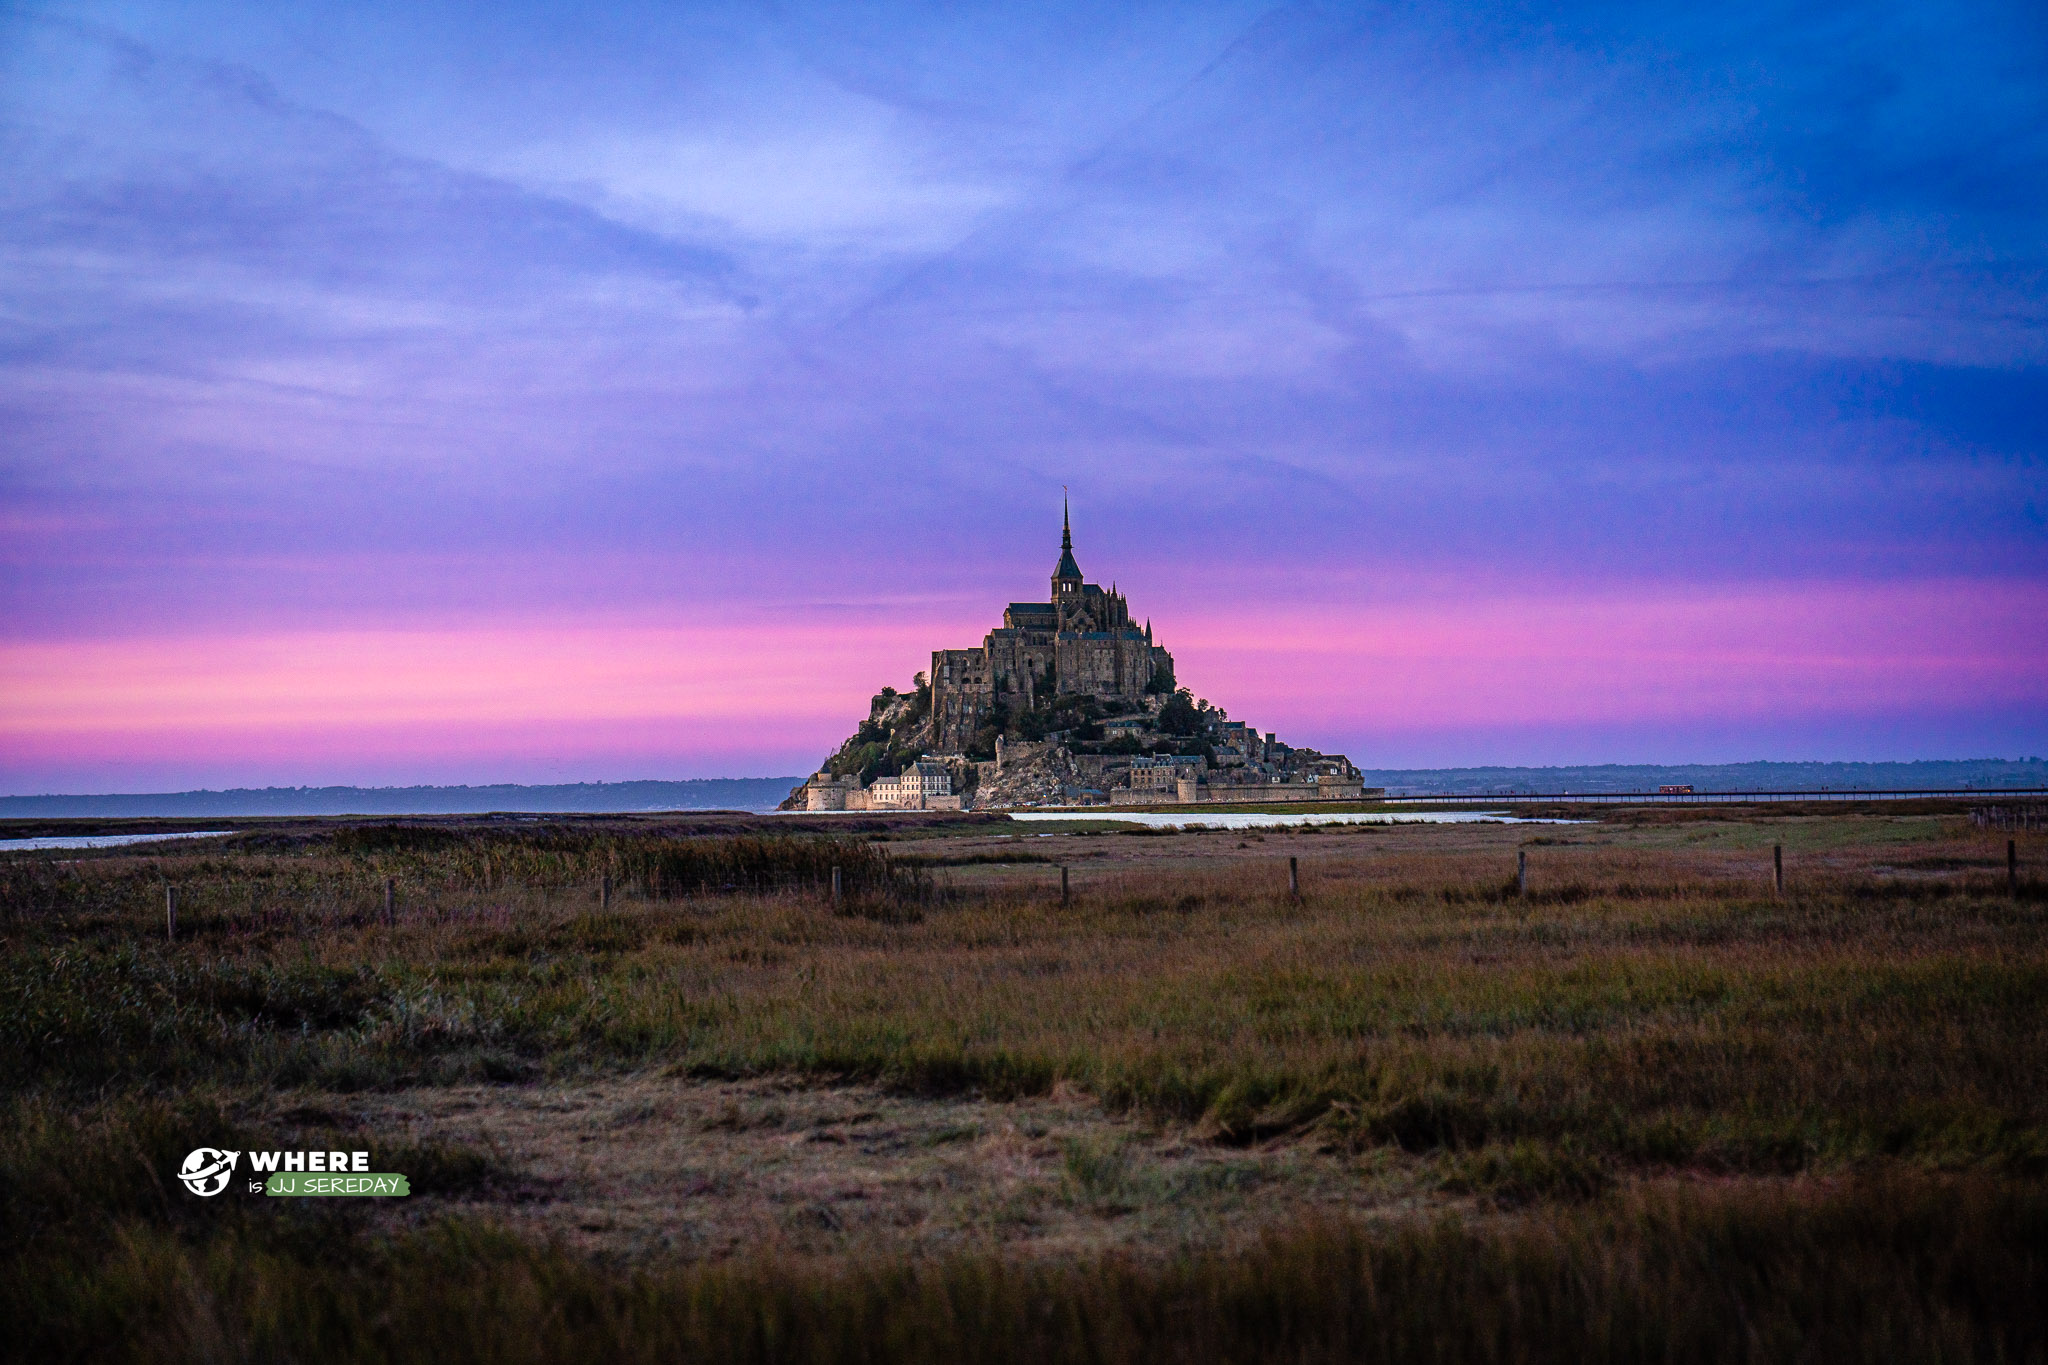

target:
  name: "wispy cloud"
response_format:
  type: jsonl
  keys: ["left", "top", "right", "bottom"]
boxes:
{"left": 2, "top": 0, "right": 2043, "bottom": 787}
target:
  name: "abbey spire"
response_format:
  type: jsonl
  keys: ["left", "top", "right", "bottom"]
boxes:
{"left": 1053, "top": 494, "right": 1082, "bottom": 587}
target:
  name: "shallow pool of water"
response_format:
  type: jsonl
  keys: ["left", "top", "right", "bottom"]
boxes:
{"left": 0, "top": 830, "right": 235, "bottom": 852}
{"left": 1008, "top": 810, "right": 1582, "bottom": 830}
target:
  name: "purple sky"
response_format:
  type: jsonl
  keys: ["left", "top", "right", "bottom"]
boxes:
{"left": 3, "top": 1, "right": 2045, "bottom": 791}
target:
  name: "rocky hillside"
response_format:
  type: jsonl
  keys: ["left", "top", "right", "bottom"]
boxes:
{"left": 967, "top": 741, "right": 1099, "bottom": 808}
{"left": 777, "top": 679, "right": 937, "bottom": 810}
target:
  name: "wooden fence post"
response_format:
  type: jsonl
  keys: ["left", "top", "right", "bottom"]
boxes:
{"left": 1288, "top": 856, "right": 1300, "bottom": 900}
{"left": 831, "top": 866, "right": 842, "bottom": 905}
{"left": 1773, "top": 844, "right": 1784, "bottom": 896}
{"left": 165, "top": 885, "right": 177, "bottom": 942}
{"left": 384, "top": 878, "right": 395, "bottom": 924}
{"left": 1516, "top": 850, "right": 1528, "bottom": 897}
{"left": 1061, "top": 865, "right": 1070, "bottom": 905}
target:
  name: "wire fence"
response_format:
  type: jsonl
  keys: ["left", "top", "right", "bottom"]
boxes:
{"left": 1971, "top": 805, "right": 2046, "bottom": 832}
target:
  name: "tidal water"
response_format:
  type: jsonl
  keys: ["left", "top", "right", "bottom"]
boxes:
{"left": 1008, "top": 810, "right": 1582, "bottom": 830}
{"left": 0, "top": 830, "right": 235, "bottom": 852}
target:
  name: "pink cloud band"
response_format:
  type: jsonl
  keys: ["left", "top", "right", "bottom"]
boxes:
{"left": 3, "top": 578, "right": 2040, "bottom": 788}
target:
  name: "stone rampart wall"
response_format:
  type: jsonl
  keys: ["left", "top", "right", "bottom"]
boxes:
{"left": 1108, "top": 782, "right": 1374, "bottom": 806}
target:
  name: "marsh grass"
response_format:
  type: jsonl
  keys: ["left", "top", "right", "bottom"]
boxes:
{"left": 4, "top": 825, "right": 2046, "bottom": 1168}
{"left": 4, "top": 1160, "right": 2043, "bottom": 1364}
{"left": 5, "top": 818, "right": 2047, "bottom": 1360}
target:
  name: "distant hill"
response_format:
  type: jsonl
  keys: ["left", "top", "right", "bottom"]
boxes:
{"left": 1358, "top": 758, "right": 2048, "bottom": 796}
{"left": 0, "top": 779, "right": 805, "bottom": 818}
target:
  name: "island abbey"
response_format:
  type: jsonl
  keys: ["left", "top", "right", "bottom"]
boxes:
{"left": 928, "top": 500, "right": 1172, "bottom": 753}
{"left": 789, "top": 504, "right": 1368, "bottom": 811}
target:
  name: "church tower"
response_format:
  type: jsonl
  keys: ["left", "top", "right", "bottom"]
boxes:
{"left": 1052, "top": 495, "right": 1083, "bottom": 626}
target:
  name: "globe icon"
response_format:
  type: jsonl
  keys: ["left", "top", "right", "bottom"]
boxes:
{"left": 178, "top": 1147, "right": 240, "bottom": 1197}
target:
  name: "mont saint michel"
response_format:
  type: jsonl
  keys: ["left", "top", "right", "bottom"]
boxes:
{"left": 787, "top": 505, "right": 1366, "bottom": 811}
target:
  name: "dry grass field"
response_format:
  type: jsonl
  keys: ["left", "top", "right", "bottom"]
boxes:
{"left": 3, "top": 803, "right": 2044, "bottom": 1362}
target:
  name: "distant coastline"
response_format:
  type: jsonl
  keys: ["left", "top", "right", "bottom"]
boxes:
{"left": 3, "top": 758, "right": 2040, "bottom": 818}
{"left": 0, "top": 779, "right": 806, "bottom": 818}
{"left": 1355, "top": 757, "right": 2046, "bottom": 797}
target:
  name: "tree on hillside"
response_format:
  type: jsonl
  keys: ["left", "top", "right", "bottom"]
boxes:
{"left": 1156, "top": 689, "right": 1205, "bottom": 736}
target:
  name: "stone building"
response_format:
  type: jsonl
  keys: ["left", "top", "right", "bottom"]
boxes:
{"left": 930, "top": 501, "right": 1173, "bottom": 752}
{"left": 802, "top": 772, "right": 862, "bottom": 811}
{"left": 1127, "top": 755, "right": 1204, "bottom": 791}
{"left": 869, "top": 758, "right": 957, "bottom": 809}
{"left": 802, "top": 759, "right": 961, "bottom": 811}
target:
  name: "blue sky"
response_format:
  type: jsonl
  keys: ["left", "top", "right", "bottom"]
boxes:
{"left": 2, "top": 1, "right": 2043, "bottom": 789}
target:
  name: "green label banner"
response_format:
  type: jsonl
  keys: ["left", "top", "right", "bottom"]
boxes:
{"left": 266, "top": 1173, "right": 410, "bottom": 1197}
